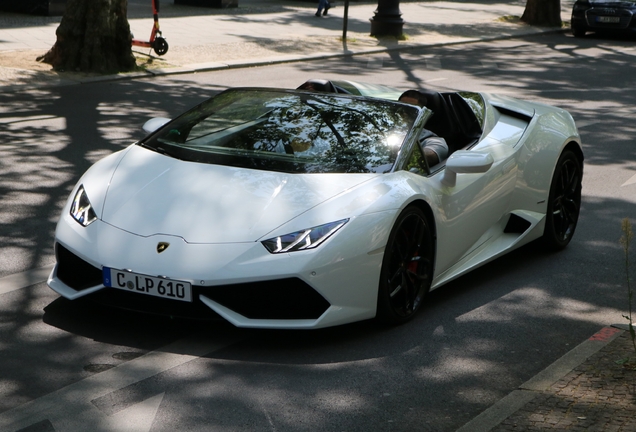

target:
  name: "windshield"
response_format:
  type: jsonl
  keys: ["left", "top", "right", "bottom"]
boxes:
{"left": 141, "top": 88, "right": 419, "bottom": 174}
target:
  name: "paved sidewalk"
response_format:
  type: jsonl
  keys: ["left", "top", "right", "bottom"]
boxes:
{"left": 458, "top": 325, "right": 636, "bottom": 432}
{"left": 493, "top": 328, "right": 636, "bottom": 432}
{"left": 0, "top": 0, "right": 572, "bottom": 90}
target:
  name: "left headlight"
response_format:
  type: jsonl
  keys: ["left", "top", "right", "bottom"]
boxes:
{"left": 262, "top": 219, "right": 349, "bottom": 254}
{"left": 70, "top": 185, "right": 97, "bottom": 227}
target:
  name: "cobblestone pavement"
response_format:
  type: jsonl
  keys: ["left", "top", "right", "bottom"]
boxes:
{"left": 492, "top": 329, "right": 636, "bottom": 432}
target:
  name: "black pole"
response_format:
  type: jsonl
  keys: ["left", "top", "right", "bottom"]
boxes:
{"left": 342, "top": 0, "right": 350, "bottom": 40}
{"left": 369, "top": 0, "right": 403, "bottom": 37}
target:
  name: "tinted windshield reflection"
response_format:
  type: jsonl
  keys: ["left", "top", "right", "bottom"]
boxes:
{"left": 141, "top": 88, "right": 418, "bottom": 174}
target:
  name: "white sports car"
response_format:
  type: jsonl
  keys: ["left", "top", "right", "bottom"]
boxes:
{"left": 48, "top": 79, "right": 583, "bottom": 329}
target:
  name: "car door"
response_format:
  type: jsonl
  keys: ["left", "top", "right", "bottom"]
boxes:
{"left": 432, "top": 136, "right": 520, "bottom": 280}
{"left": 404, "top": 111, "right": 528, "bottom": 286}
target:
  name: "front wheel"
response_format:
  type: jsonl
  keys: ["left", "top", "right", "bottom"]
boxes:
{"left": 572, "top": 26, "right": 587, "bottom": 38}
{"left": 376, "top": 206, "right": 434, "bottom": 325}
{"left": 153, "top": 37, "right": 169, "bottom": 56}
{"left": 543, "top": 150, "right": 582, "bottom": 250}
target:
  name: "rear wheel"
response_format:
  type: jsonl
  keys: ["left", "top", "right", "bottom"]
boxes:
{"left": 543, "top": 150, "right": 582, "bottom": 250}
{"left": 377, "top": 207, "right": 434, "bottom": 325}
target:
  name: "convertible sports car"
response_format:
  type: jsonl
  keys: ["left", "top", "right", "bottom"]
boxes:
{"left": 571, "top": 0, "right": 636, "bottom": 37}
{"left": 48, "top": 79, "right": 583, "bottom": 329}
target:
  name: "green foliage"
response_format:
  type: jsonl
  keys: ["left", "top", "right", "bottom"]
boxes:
{"left": 496, "top": 15, "right": 521, "bottom": 23}
{"left": 457, "top": 92, "right": 486, "bottom": 128}
{"left": 620, "top": 218, "right": 636, "bottom": 356}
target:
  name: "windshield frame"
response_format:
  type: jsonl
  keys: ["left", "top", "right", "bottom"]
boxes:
{"left": 393, "top": 105, "right": 434, "bottom": 175}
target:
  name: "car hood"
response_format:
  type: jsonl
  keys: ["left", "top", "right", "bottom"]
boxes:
{"left": 101, "top": 145, "right": 373, "bottom": 243}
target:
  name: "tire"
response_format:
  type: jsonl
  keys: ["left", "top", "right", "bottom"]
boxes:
{"left": 376, "top": 206, "right": 434, "bottom": 325}
{"left": 153, "top": 37, "right": 169, "bottom": 56}
{"left": 572, "top": 27, "right": 586, "bottom": 38}
{"left": 543, "top": 150, "right": 582, "bottom": 250}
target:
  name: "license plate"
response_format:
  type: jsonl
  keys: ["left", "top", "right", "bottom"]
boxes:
{"left": 597, "top": 16, "right": 620, "bottom": 23}
{"left": 103, "top": 267, "right": 193, "bottom": 302}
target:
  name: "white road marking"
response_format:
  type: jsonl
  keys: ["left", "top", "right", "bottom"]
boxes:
{"left": 622, "top": 173, "right": 636, "bottom": 187}
{"left": 0, "top": 335, "right": 243, "bottom": 432}
{"left": 54, "top": 392, "right": 165, "bottom": 432}
{"left": 43, "top": 392, "right": 165, "bottom": 432}
{"left": 260, "top": 399, "right": 278, "bottom": 432}
{"left": 0, "top": 115, "right": 58, "bottom": 125}
{"left": 574, "top": 120, "right": 600, "bottom": 129}
{"left": 425, "top": 57, "right": 441, "bottom": 70}
{"left": 108, "top": 393, "right": 165, "bottom": 432}
{"left": 0, "top": 265, "right": 54, "bottom": 295}
{"left": 424, "top": 77, "right": 448, "bottom": 83}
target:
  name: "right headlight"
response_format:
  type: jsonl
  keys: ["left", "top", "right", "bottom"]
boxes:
{"left": 69, "top": 185, "right": 97, "bottom": 227}
{"left": 261, "top": 219, "right": 349, "bottom": 254}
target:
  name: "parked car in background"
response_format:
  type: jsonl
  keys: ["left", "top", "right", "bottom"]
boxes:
{"left": 571, "top": 0, "right": 636, "bottom": 37}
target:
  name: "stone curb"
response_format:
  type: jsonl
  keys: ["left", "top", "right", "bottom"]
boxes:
{"left": 455, "top": 325, "right": 626, "bottom": 432}
{"left": 92, "top": 27, "right": 569, "bottom": 79}
{"left": 0, "top": 26, "right": 568, "bottom": 92}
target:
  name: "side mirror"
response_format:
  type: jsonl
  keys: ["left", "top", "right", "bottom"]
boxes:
{"left": 142, "top": 117, "right": 171, "bottom": 134}
{"left": 442, "top": 151, "right": 494, "bottom": 187}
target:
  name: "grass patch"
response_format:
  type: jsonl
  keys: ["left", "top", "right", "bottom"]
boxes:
{"left": 370, "top": 33, "right": 409, "bottom": 41}
{"left": 133, "top": 53, "right": 172, "bottom": 70}
{"left": 496, "top": 15, "right": 521, "bottom": 23}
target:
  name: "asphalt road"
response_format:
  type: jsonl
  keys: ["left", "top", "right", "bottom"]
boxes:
{"left": 1, "top": 32, "right": 635, "bottom": 431}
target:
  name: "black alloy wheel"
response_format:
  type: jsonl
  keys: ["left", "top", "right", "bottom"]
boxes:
{"left": 153, "top": 37, "right": 169, "bottom": 56}
{"left": 543, "top": 150, "right": 582, "bottom": 250}
{"left": 377, "top": 206, "right": 434, "bottom": 325}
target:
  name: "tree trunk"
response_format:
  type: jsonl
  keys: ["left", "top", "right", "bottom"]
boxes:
{"left": 521, "top": 0, "right": 562, "bottom": 27}
{"left": 38, "top": 0, "right": 136, "bottom": 73}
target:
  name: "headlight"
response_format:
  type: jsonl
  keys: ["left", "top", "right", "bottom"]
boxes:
{"left": 262, "top": 219, "right": 349, "bottom": 254}
{"left": 70, "top": 185, "right": 97, "bottom": 227}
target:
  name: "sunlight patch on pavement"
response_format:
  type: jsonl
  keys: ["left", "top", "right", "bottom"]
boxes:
{"left": 455, "top": 287, "right": 622, "bottom": 325}
{"left": 414, "top": 355, "right": 503, "bottom": 382}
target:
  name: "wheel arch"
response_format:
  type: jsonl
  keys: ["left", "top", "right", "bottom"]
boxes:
{"left": 563, "top": 140, "right": 584, "bottom": 170}
{"left": 542, "top": 142, "right": 583, "bottom": 250}
{"left": 539, "top": 139, "right": 584, "bottom": 197}
{"left": 404, "top": 199, "right": 438, "bottom": 267}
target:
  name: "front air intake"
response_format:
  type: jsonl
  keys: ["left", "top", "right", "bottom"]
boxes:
{"left": 55, "top": 242, "right": 103, "bottom": 290}
{"left": 200, "top": 278, "right": 330, "bottom": 320}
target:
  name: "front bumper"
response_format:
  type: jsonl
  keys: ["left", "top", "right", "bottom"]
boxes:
{"left": 48, "top": 212, "right": 393, "bottom": 329}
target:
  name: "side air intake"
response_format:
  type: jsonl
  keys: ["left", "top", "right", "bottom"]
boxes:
{"left": 504, "top": 213, "right": 532, "bottom": 234}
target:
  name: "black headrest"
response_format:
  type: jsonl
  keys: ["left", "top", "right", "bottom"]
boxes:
{"left": 401, "top": 89, "right": 482, "bottom": 153}
{"left": 296, "top": 79, "right": 338, "bottom": 93}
